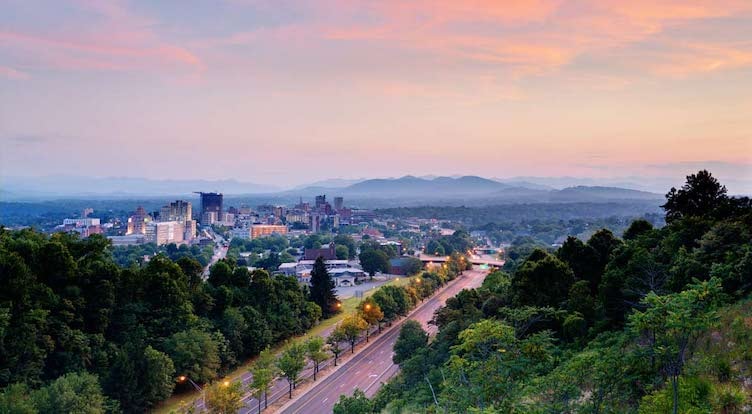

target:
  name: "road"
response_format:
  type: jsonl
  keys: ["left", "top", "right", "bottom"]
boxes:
{"left": 279, "top": 268, "right": 487, "bottom": 414}
{"left": 202, "top": 230, "right": 227, "bottom": 278}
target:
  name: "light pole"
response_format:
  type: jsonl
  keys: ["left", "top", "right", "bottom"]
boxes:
{"left": 178, "top": 375, "right": 205, "bottom": 406}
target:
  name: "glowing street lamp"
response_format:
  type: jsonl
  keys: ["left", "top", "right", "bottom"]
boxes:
{"left": 178, "top": 375, "right": 204, "bottom": 402}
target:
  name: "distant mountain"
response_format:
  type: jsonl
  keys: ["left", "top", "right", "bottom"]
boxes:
{"left": 491, "top": 178, "right": 555, "bottom": 191}
{"left": 292, "top": 178, "right": 366, "bottom": 189}
{"left": 1, "top": 176, "right": 279, "bottom": 199}
{"left": 343, "top": 175, "right": 511, "bottom": 195}
{"left": 550, "top": 186, "right": 662, "bottom": 202}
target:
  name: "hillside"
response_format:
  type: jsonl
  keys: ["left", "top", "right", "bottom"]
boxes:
{"left": 335, "top": 170, "right": 752, "bottom": 414}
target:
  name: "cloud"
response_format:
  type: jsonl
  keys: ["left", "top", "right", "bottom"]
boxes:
{"left": 0, "top": 65, "right": 29, "bottom": 80}
{"left": 0, "top": 0, "right": 204, "bottom": 76}
{"left": 3, "top": 134, "right": 54, "bottom": 145}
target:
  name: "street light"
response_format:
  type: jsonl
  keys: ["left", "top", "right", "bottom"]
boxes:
{"left": 365, "top": 303, "right": 371, "bottom": 311}
{"left": 222, "top": 380, "right": 230, "bottom": 387}
{"left": 178, "top": 375, "right": 204, "bottom": 403}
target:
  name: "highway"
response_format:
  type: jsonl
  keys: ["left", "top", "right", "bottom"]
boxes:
{"left": 279, "top": 268, "right": 487, "bottom": 414}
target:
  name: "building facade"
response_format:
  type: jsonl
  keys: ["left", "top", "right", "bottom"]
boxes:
{"left": 250, "top": 224, "right": 288, "bottom": 239}
{"left": 198, "top": 192, "right": 223, "bottom": 224}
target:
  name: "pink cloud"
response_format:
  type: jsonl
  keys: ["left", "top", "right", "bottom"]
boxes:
{"left": 0, "top": 0, "right": 204, "bottom": 76}
{"left": 0, "top": 65, "right": 30, "bottom": 80}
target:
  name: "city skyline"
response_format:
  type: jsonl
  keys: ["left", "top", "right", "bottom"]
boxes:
{"left": 1, "top": 0, "right": 751, "bottom": 186}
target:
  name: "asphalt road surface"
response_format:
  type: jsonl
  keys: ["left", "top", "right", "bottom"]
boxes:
{"left": 280, "top": 268, "right": 487, "bottom": 414}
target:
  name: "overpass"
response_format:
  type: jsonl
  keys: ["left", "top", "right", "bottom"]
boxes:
{"left": 418, "top": 253, "right": 505, "bottom": 268}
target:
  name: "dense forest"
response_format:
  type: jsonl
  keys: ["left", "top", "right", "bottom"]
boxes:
{"left": 0, "top": 230, "right": 325, "bottom": 412}
{"left": 336, "top": 170, "right": 752, "bottom": 413}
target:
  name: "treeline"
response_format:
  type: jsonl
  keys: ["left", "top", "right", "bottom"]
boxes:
{"left": 111, "top": 242, "right": 214, "bottom": 268}
{"left": 379, "top": 204, "right": 664, "bottom": 245}
{"left": 337, "top": 170, "right": 752, "bottom": 413}
{"left": 424, "top": 229, "right": 474, "bottom": 256}
{"left": 0, "top": 230, "right": 326, "bottom": 413}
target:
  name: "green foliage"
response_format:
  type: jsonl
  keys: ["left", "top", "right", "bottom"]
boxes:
{"left": 164, "top": 329, "right": 221, "bottom": 384}
{"left": 663, "top": 169, "right": 729, "bottom": 223}
{"left": 628, "top": 277, "right": 722, "bottom": 414}
{"left": 638, "top": 376, "right": 712, "bottom": 414}
{"left": 304, "top": 337, "right": 328, "bottom": 380}
{"left": 333, "top": 389, "right": 373, "bottom": 414}
{"left": 511, "top": 250, "right": 575, "bottom": 308}
{"left": 308, "top": 256, "right": 339, "bottom": 318}
{"left": 277, "top": 342, "right": 306, "bottom": 398}
{"left": 358, "top": 249, "right": 390, "bottom": 277}
{"left": 393, "top": 320, "right": 428, "bottom": 364}
{"left": 335, "top": 245, "right": 349, "bottom": 260}
{"left": 32, "top": 372, "right": 117, "bottom": 414}
{"left": 204, "top": 380, "right": 244, "bottom": 414}
{"left": 369, "top": 171, "right": 752, "bottom": 414}
{"left": 249, "top": 347, "right": 276, "bottom": 410}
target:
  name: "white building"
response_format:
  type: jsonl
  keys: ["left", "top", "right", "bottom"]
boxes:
{"left": 146, "top": 221, "right": 185, "bottom": 245}
{"left": 278, "top": 259, "right": 365, "bottom": 287}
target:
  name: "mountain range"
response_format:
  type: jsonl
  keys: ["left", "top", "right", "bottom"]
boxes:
{"left": 1, "top": 174, "right": 666, "bottom": 206}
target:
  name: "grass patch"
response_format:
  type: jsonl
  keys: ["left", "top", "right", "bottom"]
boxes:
{"left": 155, "top": 274, "right": 417, "bottom": 413}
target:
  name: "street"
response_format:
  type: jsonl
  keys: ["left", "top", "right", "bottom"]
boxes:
{"left": 279, "top": 268, "right": 487, "bottom": 414}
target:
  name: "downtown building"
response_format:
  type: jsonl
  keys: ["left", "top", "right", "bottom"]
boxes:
{"left": 159, "top": 200, "right": 196, "bottom": 241}
{"left": 197, "top": 192, "right": 223, "bottom": 225}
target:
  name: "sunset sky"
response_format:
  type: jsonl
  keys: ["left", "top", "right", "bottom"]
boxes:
{"left": 1, "top": 0, "right": 751, "bottom": 188}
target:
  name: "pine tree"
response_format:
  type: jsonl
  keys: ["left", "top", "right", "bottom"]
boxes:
{"left": 309, "top": 256, "right": 339, "bottom": 318}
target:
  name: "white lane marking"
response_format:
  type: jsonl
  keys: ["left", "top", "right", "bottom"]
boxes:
{"left": 322, "top": 398, "right": 328, "bottom": 403}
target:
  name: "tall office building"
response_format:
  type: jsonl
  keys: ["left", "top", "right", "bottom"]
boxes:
{"left": 145, "top": 221, "right": 185, "bottom": 245}
{"left": 315, "top": 195, "right": 326, "bottom": 209}
{"left": 333, "top": 197, "right": 344, "bottom": 211}
{"left": 196, "top": 192, "right": 223, "bottom": 224}
{"left": 160, "top": 200, "right": 192, "bottom": 222}
{"left": 309, "top": 213, "right": 322, "bottom": 233}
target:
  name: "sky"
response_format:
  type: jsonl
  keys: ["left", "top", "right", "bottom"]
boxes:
{"left": 1, "top": 0, "right": 751, "bottom": 189}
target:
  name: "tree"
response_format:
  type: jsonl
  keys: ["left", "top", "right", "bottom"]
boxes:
{"left": 335, "top": 245, "right": 349, "bottom": 260}
{"left": 381, "top": 285, "right": 412, "bottom": 316}
{"left": 105, "top": 342, "right": 175, "bottom": 412}
{"left": 393, "top": 320, "right": 428, "bottom": 364}
{"left": 309, "top": 257, "right": 339, "bottom": 318}
{"left": 623, "top": 219, "right": 654, "bottom": 241}
{"left": 628, "top": 277, "right": 722, "bottom": 414}
{"left": 141, "top": 346, "right": 177, "bottom": 407}
{"left": 333, "top": 389, "right": 373, "bottom": 414}
{"left": 663, "top": 170, "right": 728, "bottom": 223}
{"left": 371, "top": 289, "right": 398, "bottom": 325}
{"left": 333, "top": 234, "right": 357, "bottom": 259}
{"left": 249, "top": 347, "right": 276, "bottom": 411}
{"left": 326, "top": 328, "right": 346, "bottom": 366}
{"left": 0, "top": 383, "right": 36, "bottom": 414}
{"left": 32, "top": 372, "right": 116, "bottom": 414}
{"left": 511, "top": 251, "right": 575, "bottom": 308}
{"left": 204, "top": 380, "right": 244, "bottom": 414}
{"left": 426, "top": 240, "right": 445, "bottom": 256}
{"left": 164, "top": 329, "right": 221, "bottom": 384}
{"left": 305, "top": 337, "right": 329, "bottom": 381}
{"left": 359, "top": 249, "right": 390, "bottom": 277}
{"left": 358, "top": 297, "right": 384, "bottom": 339}
{"left": 277, "top": 342, "right": 306, "bottom": 399}
{"left": 556, "top": 236, "right": 600, "bottom": 292}
{"left": 339, "top": 314, "right": 368, "bottom": 353}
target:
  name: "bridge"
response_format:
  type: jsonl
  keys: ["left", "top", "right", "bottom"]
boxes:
{"left": 418, "top": 253, "right": 505, "bottom": 268}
